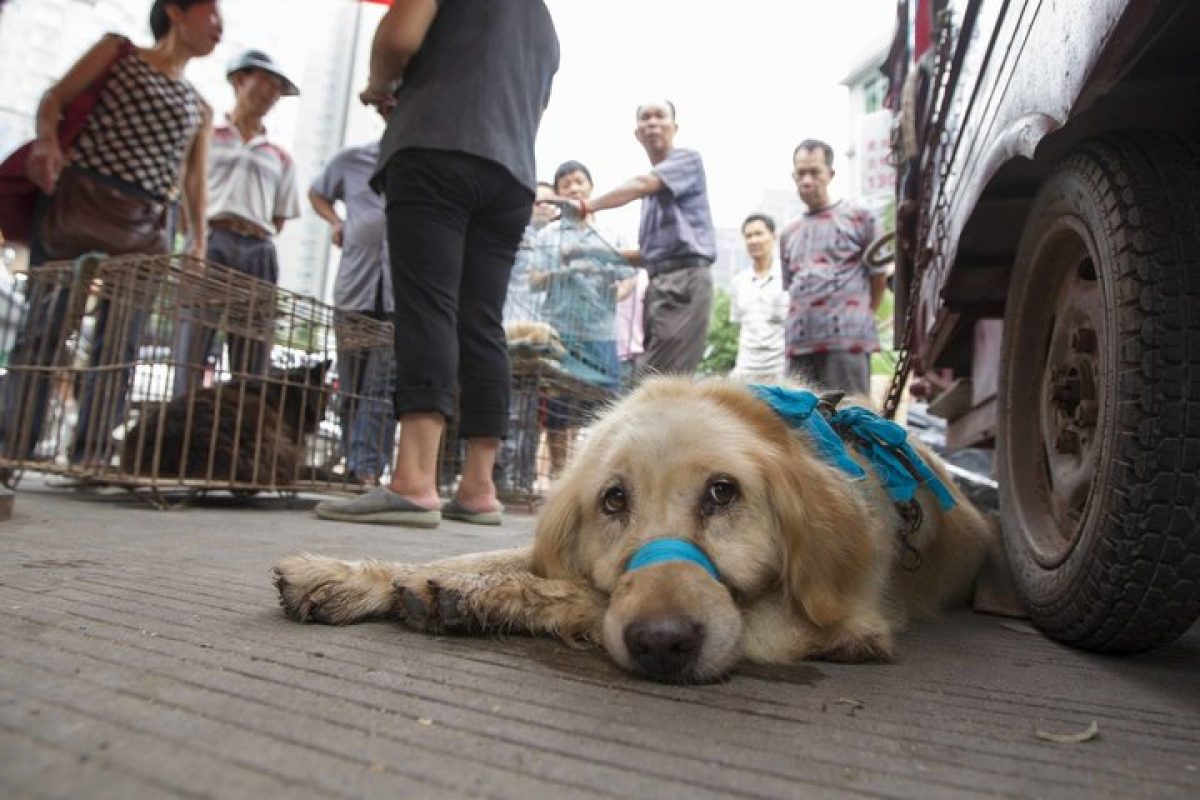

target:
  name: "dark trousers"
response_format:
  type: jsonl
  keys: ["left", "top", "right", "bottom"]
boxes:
{"left": 0, "top": 192, "right": 156, "bottom": 462}
{"left": 0, "top": 286, "right": 138, "bottom": 460}
{"left": 641, "top": 265, "right": 713, "bottom": 378}
{"left": 173, "top": 227, "right": 278, "bottom": 395}
{"left": 788, "top": 351, "right": 871, "bottom": 396}
{"left": 383, "top": 149, "right": 531, "bottom": 438}
{"left": 335, "top": 310, "right": 397, "bottom": 479}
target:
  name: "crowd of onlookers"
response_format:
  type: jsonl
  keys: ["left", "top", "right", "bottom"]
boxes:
{"left": 0, "top": 1, "right": 889, "bottom": 528}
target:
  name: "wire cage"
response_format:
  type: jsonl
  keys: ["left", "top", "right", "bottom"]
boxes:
{"left": 0, "top": 254, "right": 395, "bottom": 503}
{"left": 444, "top": 217, "right": 641, "bottom": 508}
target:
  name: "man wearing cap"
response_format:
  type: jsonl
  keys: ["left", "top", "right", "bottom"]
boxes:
{"left": 175, "top": 49, "right": 300, "bottom": 390}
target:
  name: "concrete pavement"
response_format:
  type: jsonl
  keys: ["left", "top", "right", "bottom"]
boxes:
{"left": 1, "top": 475, "right": 1197, "bottom": 798}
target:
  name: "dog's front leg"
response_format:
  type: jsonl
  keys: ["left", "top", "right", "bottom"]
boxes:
{"left": 274, "top": 547, "right": 537, "bottom": 626}
{"left": 399, "top": 570, "right": 606, "bottom": 646}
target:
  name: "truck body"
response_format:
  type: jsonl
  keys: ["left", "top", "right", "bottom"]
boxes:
{"left": 885, "top": 0, "right": 1200, "bottom": 650}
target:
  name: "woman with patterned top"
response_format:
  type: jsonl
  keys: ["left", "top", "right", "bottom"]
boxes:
{"left": 26, "top": 0, "right": 220, "bottom": 261}
{"left": 2, "top": 0, "right": 222, "bottom": 462}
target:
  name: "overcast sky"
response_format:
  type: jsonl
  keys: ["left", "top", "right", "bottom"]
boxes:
{"left": 536, "top": 0, "right": 896, "bottom": 238}
{"left": 1, "top": 0, "right": 896, "bottom": 244}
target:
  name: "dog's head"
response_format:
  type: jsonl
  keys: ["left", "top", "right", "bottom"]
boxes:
{"left": 531, "top": 377, "right": 877, "bottom": 683}
{"left": 264, "top": 359, "right": 332, "bottom": 435}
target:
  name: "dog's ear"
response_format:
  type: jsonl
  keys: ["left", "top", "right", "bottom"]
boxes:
{"left": 531, "top": 480, "right": 582, "bottom": 580}
{"left": 771, "top": 435, "right": 875, "bottom": 629}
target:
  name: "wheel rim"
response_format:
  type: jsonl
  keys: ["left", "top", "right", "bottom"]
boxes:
{"left": 1007, "top": 216, "right": 1109, "bottom": 569}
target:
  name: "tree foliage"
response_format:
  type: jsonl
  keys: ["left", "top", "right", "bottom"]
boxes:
{"left": 698, "top": 288, "right": 738, "bottom": 376}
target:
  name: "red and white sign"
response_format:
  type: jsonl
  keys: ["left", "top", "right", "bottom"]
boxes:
{"left": 856, "top": 110, "right": 896, "bottom": 200}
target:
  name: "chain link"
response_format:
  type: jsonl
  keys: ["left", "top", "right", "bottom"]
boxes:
{"left": 883, "top": 13, "right": 956, "bottom": 420}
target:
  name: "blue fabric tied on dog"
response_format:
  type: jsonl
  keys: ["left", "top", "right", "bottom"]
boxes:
{"left": 749, "top": 385, "right": 956, "bottom": 511}
{"left": 626, "top": 538, "right": 720, "bottom": 581}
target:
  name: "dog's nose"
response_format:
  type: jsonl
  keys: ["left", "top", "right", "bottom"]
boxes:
{"left": 624, "top": 616, "right": 705, "bottom": 679}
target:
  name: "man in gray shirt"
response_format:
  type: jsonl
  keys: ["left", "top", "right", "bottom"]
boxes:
{"left": 558, "top": 99, "right": 716, "bottom": 377}
{"left": 309, "top": 140, "right": 396, "bottom": 484}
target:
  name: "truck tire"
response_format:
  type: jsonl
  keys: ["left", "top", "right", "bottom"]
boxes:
{"left": 997, "top": 131, "right": 1200, "bottom": 652}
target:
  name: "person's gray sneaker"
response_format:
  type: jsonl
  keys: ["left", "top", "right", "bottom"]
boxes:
{"left": 315, "top": 487, "right": 441, "bottom": 528}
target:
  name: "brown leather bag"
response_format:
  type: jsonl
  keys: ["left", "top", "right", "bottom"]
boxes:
{"left": 39, "top": 166, "right": 168, "bottom": 259}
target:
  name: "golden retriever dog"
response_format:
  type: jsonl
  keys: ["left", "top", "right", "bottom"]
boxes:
{"left": 275, "top": 377, "right": 991, "bottom": 683}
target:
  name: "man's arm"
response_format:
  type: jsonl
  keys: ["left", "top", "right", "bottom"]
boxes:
{"left": 568, "top": 172, "right": 664, "bottom": 217}
{"left": 361, "top": 0, "right": 440, "bottom": 111}
{"left": 308, "top": 189, "right": 344, "bottom": 247}
{"left": 779, "top": 228, "right": 794, "bottom": 292}
{"left": 27, "top": 34, "right": 123, "bottom": 193}
{"left": 869, "top": 273, "right": 889, "bottom": 312}
{"left": 272, "top": 153, "right": 301, "bottom": 235}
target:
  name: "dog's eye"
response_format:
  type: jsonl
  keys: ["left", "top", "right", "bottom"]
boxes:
{"left": 601, "top": 486, "right": 629, "bottom": 515}
{"left": 704, "top": 478, "right": 739, "bottom": 512}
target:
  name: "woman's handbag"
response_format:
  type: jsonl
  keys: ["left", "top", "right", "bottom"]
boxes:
{"left": 38, "top": 166, "right": 168, "bottom": 258}
{"left": 0, "top": 37, "right": 132, "bottom": 245}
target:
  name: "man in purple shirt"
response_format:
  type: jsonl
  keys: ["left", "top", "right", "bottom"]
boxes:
{"left": 780, "top": 138, "right": 885, "bottom": 395}
{"left": 559, "top": 100, "right": 716, "bottom": 377}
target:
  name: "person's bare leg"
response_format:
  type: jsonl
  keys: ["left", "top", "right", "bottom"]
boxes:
{"left": 388, "top": 411, "right": 443, "bottom": 510}
{"left": 455, "top": 436, "right": 501, "bottom": 512}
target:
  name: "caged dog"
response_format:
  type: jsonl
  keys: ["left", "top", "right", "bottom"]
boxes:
{"left": 274, "top": 377, "right": 993, "bottom": 683}
{"left": 122, "top": 361, "right": 331, "bottom": 485}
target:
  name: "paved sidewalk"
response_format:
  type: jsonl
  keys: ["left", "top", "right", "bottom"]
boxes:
{"left": 1, "top": 476, "right": 1197, "bottom": 799}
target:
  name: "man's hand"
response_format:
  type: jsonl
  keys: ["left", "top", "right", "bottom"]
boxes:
{"left": 26, "top": 137, "right": 64, "bottom": 194}
{"left": 359, "top": 84, "right": 397, "bottom": 116}
{"left": 330, "top": 220, "right": 345, "bottom": 248}
{"left": 548, "top": 196, "right": 585, "bottom": 221}
{"left": 186, "top": 237, "right": 206, "bottom": 260}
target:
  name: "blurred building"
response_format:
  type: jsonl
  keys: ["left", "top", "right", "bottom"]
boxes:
{"left": 841, "top": 42, "right": 896, "bottom": 224}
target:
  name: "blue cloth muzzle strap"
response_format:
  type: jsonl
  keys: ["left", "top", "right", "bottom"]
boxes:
{"left": 626, "top": 538, "right": 720, "bottom": 581}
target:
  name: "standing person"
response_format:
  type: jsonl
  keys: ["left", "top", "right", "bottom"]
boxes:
{"left": 531, "top": 159, "right": 633, "bottom": 476}
{"left": 614, "top": 267, "right": 648, "bottom": 392}
{"left": 558, "top": 100, "right": 716, "bottom": 378}
{"left": 730, "top": 213, "right": 789, "bottom": 382}
{"left": 315, "top": 0, "right": 559, "bottom": 527}
{"left": 309, "top": 140, "right": 396, "bottom": 485}
{"left": 780, "top": 139, "right": 885, "bottom": 395}
{"left": 174, "top": 48, "right": 300, "bottom": 392}
{"left": 0, "top": 0, "right": 220, "bottom": 461}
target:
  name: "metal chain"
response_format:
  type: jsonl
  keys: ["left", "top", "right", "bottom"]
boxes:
{"left": 882, "top": 13, "right": 956, "bottom": 420}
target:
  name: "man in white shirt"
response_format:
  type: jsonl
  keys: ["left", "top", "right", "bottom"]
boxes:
{"left": 176, "top": 49, "right": 300, "bottom": 392}
{"left": 730, "top": 213, "right": 789, "bottom": 382}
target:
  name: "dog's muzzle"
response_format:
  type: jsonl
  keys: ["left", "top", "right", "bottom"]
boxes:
{"left": 625, "top": 538, "right": 720, "bottom": 581}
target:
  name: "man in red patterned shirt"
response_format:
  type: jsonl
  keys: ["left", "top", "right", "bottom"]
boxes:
{"left": 779, "top": 138, "right": 886, "bottom": 395}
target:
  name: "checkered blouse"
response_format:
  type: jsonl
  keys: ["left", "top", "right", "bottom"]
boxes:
{"left": 70, "top": 37, "right": 204, "bottom": 201}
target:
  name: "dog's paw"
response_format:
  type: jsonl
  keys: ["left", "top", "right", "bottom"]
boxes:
{"left": 274, "top": 555, "right": 340, "bottom": 623}
{"left": 273, "top": 554, "right": 394, "bottom": 625}
{"left": 393, "top": 576, "right": 480, "bottom": 634}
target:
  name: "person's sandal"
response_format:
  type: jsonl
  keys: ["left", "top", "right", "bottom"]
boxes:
{"left": 315, "top": 487, "right": 441, "bottom": 528}
{"left": 441, "top": 497, "right": 503, "bottom": 526}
